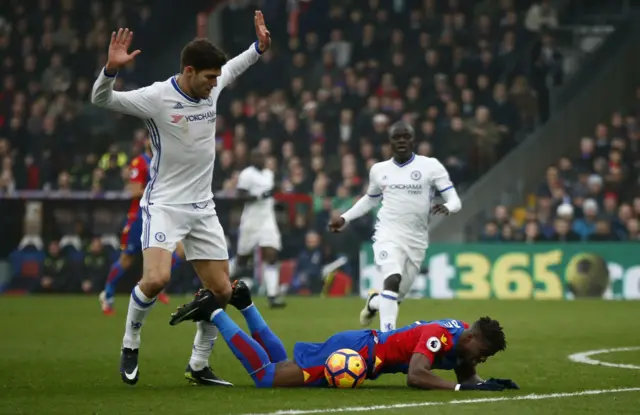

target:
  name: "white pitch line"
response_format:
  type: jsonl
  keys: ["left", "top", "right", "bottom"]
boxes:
{"left": 240, "top": 387, "right": 640, "bottom": 415}
{"left": 568, "top": 347, "right": 640, "bottom": 370}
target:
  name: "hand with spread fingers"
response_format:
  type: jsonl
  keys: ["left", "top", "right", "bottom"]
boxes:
{"left": 254, "top": 11, "right": 271, "bottom": 53}
{"left": 106, "top": 28, "right": 141, "bottom": 73}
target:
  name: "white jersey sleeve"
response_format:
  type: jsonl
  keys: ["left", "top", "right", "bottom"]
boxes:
{"left": 236, "top": 168, "right": 254, "bottom": 193}
{"left": 366, "top": 164, "right": 383, "bottom": 197}
{"left": 428, "top": 158, "right": 461, "bottom": 213}
{"left": 429, "top": 158, "right": 454, "bottom": 193}
{"left": 90, "top": 69, "right": 162, "bottom": 118}
{"left": 217, "top": 43, "right": 262, "bottom": 91}
{"left": 341, "top": 164, "right": 382, "bottom": 223}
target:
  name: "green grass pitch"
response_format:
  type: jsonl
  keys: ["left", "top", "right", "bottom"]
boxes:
{"left": 1, "top": 296, "right": 639, "bottom": 414}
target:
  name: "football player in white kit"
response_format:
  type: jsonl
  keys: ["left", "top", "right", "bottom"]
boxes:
{"left": 231, "top": 149, "right": 285, "bottom": 308}
{"left": 329, "top": 121, "right": 462, "bottom": 332}
{"left": 90, "top": 12, "right": 271, "bottom": 386}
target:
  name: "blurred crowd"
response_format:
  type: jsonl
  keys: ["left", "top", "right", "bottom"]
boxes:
{"left": 0, "top": 0, "right": 575, "bottom": 292}
{"left": 0, "top": 0, "right": 564, "bottom": 198}
{"left": 480, "top": 103, "right": 640, "bottom": 243}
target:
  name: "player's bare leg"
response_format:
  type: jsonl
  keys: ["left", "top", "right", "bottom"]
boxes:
{"left": 157, "top": 242, "right": 186, "bottom": 305}
{"left": 100, "top": 252, "right": 135, "bottom": 315}
{"left": 120, "top": 247, "right": 173, "bottom": 385}
{"left": 261, "top": 246, "right": 285, "bottom": 308}
{"left": 184, "top": 259, "right": 233, "bottom": 386}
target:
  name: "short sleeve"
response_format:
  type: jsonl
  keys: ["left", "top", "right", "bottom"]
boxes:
{"left": 129, "top": 158, "right": 146, "bottom": 185}
{"left": 366, "top": 164, "right": 383, "bottom": 198}
{"left": 412, "top": 325, "right": 454, "bottom": 364}
{"left": 236, "top": 169, "right": 253, "bottom": 192}
{"left": 430, "top": 158, "right": 454, "bottom": 193}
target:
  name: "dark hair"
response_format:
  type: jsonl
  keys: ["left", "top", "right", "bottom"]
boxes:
{"left": 473, "top": 316, "right": 507, "bottom": 355}
{"left": 180, "top": 38, "right": 228, "bottom": 72}
{"left": 389, "top": 120, "right": 415, "bottom": 137}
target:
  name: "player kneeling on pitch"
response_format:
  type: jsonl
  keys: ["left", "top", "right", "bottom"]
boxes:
{"left": 169, "top": 281, "right": 519, "bottom": 391}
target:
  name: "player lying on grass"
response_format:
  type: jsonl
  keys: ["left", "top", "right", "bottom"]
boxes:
{"left": 169, "top": 281, "right": 519, "bottom": 391}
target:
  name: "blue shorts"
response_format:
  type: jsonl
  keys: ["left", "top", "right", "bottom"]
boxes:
{"left": 120, "top": 213, "right": 143, "bottom": 255}
{"left": 293, "top": 329, "right": 377, "bottom": 386}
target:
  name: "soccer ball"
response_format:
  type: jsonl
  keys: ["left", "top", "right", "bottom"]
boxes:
{"left": 324, "top": 348, "right": 367, "bottom": 388}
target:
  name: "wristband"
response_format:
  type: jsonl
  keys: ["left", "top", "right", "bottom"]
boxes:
{"left": 455, "top": 384, "right": 461, "bottom": 391}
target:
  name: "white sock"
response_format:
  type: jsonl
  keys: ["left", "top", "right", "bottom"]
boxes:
{"left": 368, "top": 294, "right": 381, "bottom": 311}
{"left": 379, "top": 290, "right": 399, "bottom": 332}
{"left": 189, "top": 321, "right": 218, "bottom": 371}
{"left": 229, "top": 257, "right": 237, "bottom": 277}
{"left": 122, "top": 285, "right": 157, "bottom": 349}
{"left": 263, "top": 263, "right": 280, "bottom": 298}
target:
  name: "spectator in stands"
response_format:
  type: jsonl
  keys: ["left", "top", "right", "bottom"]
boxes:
{"left": 480, "top": 220, "right": 501, "bottom": 242}
{"left": 525, "top": 0, "right": 559, "bottom": 33}
{"left": 588, "top": 219, "right": 617, "bottom": 242}
{"left": 466, "top": 106, "right": 501, "bottom": 173}
{"left": 574, "top": 198, "right": 600, "bottom": 241}
{"left": 290, "top": 230, "right": 323, "bottom": 294}
{"left": 524, "top": 220, "right": 547, "bottom": 243}
{"left": 40, "top": 240, "right": 74, "bottom": 293}
{"left": 549, "top": 218, "right": 581, "bottom": 242}
{"left": 82, "top": 237, "right": 109, "bottom": 294}
{"left": 530, "top": 32, "right": 563, "bottom": 122}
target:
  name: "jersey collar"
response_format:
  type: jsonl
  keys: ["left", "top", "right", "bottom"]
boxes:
{"left": 142, "top": 153, "right": 151, "bottom": 165}
{"left": 393, "top": 153, "right": 415, "bottom": 167}
{"left": 171, "top": 76, "right": 200, "bottom": 104}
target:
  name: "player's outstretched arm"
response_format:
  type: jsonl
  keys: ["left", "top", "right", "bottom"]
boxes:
{"left": 91, "top": 28, "right": 160, "bottom": 118}
{"left": 329, "top": 165, "right": 382, "bottom": 232}
{"left": 456, "top": 363, "right": 520, "bottom": 390}
{"left": 407, "top": 354, "right": 505, "bottom": 391}
{"left": 454, "top": 363, "right": 483, "bottom": 385}
{"left": 407, "top": 354, "right": 459, "bottom": 390}
{"left": 217, "top": 11, "right": 271, "bottom": 90}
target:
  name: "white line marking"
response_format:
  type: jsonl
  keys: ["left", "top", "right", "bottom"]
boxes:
{"left": 241, "top": 387, "right": 640, "bottom": 415}
{"left": 568, "top": 347, "right": 640, "bottom": 370}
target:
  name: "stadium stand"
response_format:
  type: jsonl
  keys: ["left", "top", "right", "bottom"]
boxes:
{"left": 480, "top": 104, "right": 640, "bottom": 243}
{"left": 0, "top": 0, "right": 583, "bottom": 294}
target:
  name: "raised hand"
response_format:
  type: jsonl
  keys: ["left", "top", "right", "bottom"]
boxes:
{"left": 254, "top": 11, "right": 271, "bottom": 53}
{"left": 106, "top": 28, "right": 141, "bottom": 73}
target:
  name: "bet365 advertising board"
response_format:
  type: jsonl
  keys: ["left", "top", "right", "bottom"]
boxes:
{"left": 359, "top": 243, "right": 640, "bottom": 299}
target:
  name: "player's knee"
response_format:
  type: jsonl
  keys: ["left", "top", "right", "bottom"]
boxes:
{"left": 140, "top": 267, "right": 171, "bottom": 296}
{"left": 118, "top": 254, "right": 134, "bottom": 270}
{"left": 262, "top": 248, "right": 278, "bottom": 264}
{"left": 252, "top": 364, "right": 276, "bottom": 388}
{"left": 383, "top": 274, "right": 402, "bottom": 292}
{"left": 174, "top": 242, "right": 185, "bottom": 260}
{"left": 211, "top": 279, "right": 232, "bottom": 304}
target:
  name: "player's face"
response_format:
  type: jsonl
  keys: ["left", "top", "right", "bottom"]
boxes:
{"left": 189, "top": 67, "right": 221, "bottom": 99}
{"left": 251, "top": 151, "right": 265, "bottom": 168}
{"left": 389, "top": 129, "right": 414, "bottom": 158}
{"left": 460, "top": 335, "right": 492, "bottom": 366}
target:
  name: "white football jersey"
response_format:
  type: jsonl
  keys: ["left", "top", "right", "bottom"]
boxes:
{"left": 91, "top": 43, "right": 262, "bottom": 206}
{"left": 367, "top": 154, "right": 453, "bottom": 250}
{"left": 237, "top": 166, "right": 277, "bottom": 230}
